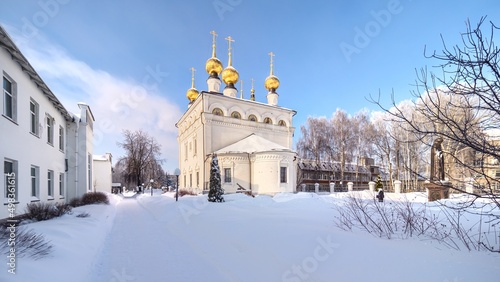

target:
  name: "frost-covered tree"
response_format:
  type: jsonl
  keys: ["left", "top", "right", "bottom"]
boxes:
{"left": 208, "top": 154, "right": 224, "bottom": 202}
{"left": 116, "top": 130, "right": 163, "bottom": 189}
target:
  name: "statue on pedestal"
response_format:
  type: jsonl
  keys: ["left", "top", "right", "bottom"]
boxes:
{"left": 430, "top": 137, "right": 445, "bottom": 181}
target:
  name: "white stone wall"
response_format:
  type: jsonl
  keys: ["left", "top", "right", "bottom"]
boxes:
{"left": 177, "top": 92, "right": 296, "bottom": 195}
{"left": 0, "top": 47, "right": 67, "bottom": 218}
{"left": 0, "top": 32, "right": 95, "bottom": 219}
{"left": 92, "top": 154, "right": 112, "bottom": 193}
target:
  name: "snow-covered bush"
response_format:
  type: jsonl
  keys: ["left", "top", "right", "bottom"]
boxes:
{"left": 69, "top": 197, "right": 83, "bottom": 207}
{"left": 178, "top": 189, "right": 197, "bottom": 197}
{"left": 334, "top": 194, "right": 500, "bottom": 252}
{"left": 0, "top": 225, "right": 53, "bottom": 260}
{"left": 80, "top": 192, "right": 109, "bottom": 205}
{"left": 25, "top": 202, "right": 72, "bottom": 222}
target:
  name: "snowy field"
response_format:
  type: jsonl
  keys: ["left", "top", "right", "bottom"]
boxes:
{"left": 1, "top": 190, "right": 500, "bottom": 282}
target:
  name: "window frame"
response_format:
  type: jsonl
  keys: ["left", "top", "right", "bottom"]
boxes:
{"left": 248, "top": 114, "right": 257, "bottom": 122}
{"left": 31, "top": 165, "right": 40, "bottom": 199}
{"left": 3, "top": 75, "right": 17, "bottom": 122}
{"left": 224, "top": 168, "right": 232, "bottom": 183}
{"left": 87, "top": 154, "right": 92, "bottom": 191}
{"left": 280, "top": 166, "right": 287, "bottom": 183}
{"left": 59, "top": 125, "right": 64, "bottom": 151}
{"left": 231, "top": 111, "right": 241, "bottom": 119}
{"left": 4, "top": 159, "right": 18, "bottom": 203}
{"left": 46, "top": 114, "right": 54, "bottom": 145}
{"left": 47, "top": 170, "right": 54, "bottom": 198}
{"left": 30, "top": 98, "right": 39, "bottom": 136}
{"left": 212, "top": 108, "right": 223, "bottom": 116}
{"left": 59, "top": 172, "right": 64, "bottom": 198}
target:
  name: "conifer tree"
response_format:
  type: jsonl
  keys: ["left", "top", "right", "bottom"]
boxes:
{"left": 208, "top": 154, "right": 224, "bottom": 202}
{"left": 375, "top": 176, "right": 383, "bottom": 191}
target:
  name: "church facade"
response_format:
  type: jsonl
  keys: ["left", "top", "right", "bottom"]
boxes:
{"left": 176, "top": 32, "right": 297, "bottom": 195}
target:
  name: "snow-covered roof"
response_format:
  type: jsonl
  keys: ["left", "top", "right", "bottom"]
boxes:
{"left": 0, "top": 25, "right": 73, "bottom": 121}
{"left": 93, "top": 154, "right": 111, "bottom": 161}
{"left": 215, "top": 134, "right": 293, "bottom": 154}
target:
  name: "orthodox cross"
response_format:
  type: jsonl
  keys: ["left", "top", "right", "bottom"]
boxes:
{"left": 268, "top": 52, "right": 275, "bottom": 75}
{"left": 225, "top": 36, "right": 235, "bottom": 66}
{"left": 210, "top": 31, "right": 218, "bottom": 57}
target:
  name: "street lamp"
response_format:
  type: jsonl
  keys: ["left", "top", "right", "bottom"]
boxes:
{"left": 150, "top": 179, "right": 154, "bottom": 196}
{"left": 174, "top": 168, "right": 181, "bottom": 202}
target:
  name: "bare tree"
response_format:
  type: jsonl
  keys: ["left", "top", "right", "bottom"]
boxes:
{"left": 297, "top": 117, "right": 330, "bottom": 181}
{"left": 330, "top": 109, "right": 356, "bottom": 181}
{"left": 371, "top": 17, "right": 500, "bottom": 207}
{"left": 116, "top": 130, "right": 164, "bottom": 190}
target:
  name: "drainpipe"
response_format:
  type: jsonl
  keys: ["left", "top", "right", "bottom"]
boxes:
{"left": 74, "top": 118, "right": 79, "bottom": 199}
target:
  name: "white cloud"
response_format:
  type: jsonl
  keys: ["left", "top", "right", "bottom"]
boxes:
{"left": 10, "top": 30, "right": 182, "bottom": 171}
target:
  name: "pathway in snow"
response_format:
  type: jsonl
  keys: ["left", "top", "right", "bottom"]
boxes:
{"left": 87, "top": 195, "right": 232, "bottom": 282}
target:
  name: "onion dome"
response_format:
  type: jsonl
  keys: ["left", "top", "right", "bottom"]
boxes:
{"left": 221, "top": 65, "right": 239, "bottom": 85}
{"left": 186, "top": 67, "right": 199, "bottom": 102}
{"left": 250, "top": 78, "right": 256, "bottom": 101}
{"left": 205, "top": 31, "right": 223, "bottom": 77}
{"left": 264, "top": 52, "right": 280, "bottom": 92}
{"left": 221, "top": 36, "right": 239, "bottom": 86}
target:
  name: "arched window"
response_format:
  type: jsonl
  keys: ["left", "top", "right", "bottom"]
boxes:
{"left": 231, "top": 111, "right": 241, "bottom": 119}
{"left": 248, "top": 114, "right": 257, "bottom": 122}
{"left": 264, "top": 117, "right": 272, "bottom": 124}
{"left": 278, "top": 120, "right": 286, "bottom": 126}
{"left": 212, "top": 108, "right": 223, "bottom": 116}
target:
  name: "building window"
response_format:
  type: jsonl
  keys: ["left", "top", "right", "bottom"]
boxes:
{"left": 87, "top": 154, "right": 92, "bottom": 191}
{"left": 184, "top": 143, "right": 188, "bottom": 160}
{"left": 248, "top": 115, "right": 257, "bottom": 122}
{"left": 47, "top": 170, "right": 54, "bottom": 198}
{"left": 231, "top": 111, "right": 241, "bottom": 119}
{"left": 224, "top": 168, "right": 231, "bottom": 183}
{"left": 183, "top": 174, "right": 186, "bottom": 188}
{"left": 31, "top": 165, "right": 39, "bottom": 198}
{"left": 193, "top": 138, "right": 197, "bottom": 156}
{"left": 59, "top": 126, "right": 64, "bottom": 151}
{"left": 280, "top": 167, "right": 287, "bottom": 183}
{"left": 264, "top": 117, "right": 272, "bottom": 124}
{"left": 46, "top": 115, "right": 54, "bottom": 145}
{"left": 196, "top": 171, "right": 199, "bottom": 187}
{"left": 30, "top": 99, "right": 39, "bottom": 136}
{"left": 212, "top": 108, "right": 223, "bottom": 116}
{"left": 3, "top": 75, "right": 16, "bottom": 121}
{"left": 4, "top": 159, "right": 18, "bottom": 201}
{"left": 278, "top": 120, "right": 286, "bottom": 126}
{"left": 59, "top": 173, "right": 64, "bottom": 197}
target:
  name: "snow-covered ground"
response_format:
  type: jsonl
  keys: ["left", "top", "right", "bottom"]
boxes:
{"left": 1, "top": 190, "right": 499, "bottom": 282}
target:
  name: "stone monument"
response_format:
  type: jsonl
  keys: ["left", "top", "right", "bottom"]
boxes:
{"left": 425, "top": 137, "right": 450, "bottom": 201}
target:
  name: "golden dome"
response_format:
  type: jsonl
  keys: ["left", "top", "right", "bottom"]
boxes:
{"left": 265, "top": 75, "right": 280, "bottom": 91}
{"left": 205, "top": 57, "right": 223, "bottom": 76}
{"left": 186, "top": 87, "right": 199, "bottom": 102}
{"left": 186, "top": 67, "right": 199, "bottom": 102}
{"left": 221, "top": 65, "right": 239, "bottom": 85}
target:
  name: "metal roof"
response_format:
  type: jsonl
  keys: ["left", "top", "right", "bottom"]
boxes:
{"left": 0, "top": 25, "right": 72, "bottom": 121}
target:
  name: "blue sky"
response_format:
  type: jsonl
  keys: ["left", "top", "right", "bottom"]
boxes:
{"left": 1, "top": 0, "right": 498, "bottom": 173}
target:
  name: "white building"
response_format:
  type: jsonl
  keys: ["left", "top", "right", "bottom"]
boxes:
{"left": 92, "top": 153, "right": 113, "bottom": 193}
{"left": 0, "top": 25, "right": 94, "bottom": 219}
{"left": 176, "top": 32, "right": 297, "bottom": 195}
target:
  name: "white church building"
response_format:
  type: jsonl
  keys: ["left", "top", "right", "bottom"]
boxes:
{"left": 176, "top": 32, "right": 297, "bottom": 195}
{"left": 0, "top": 25, "right": 97, "bottom": 219}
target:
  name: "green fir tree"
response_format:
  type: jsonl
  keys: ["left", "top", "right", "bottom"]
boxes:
{"left": 375, "top": 176, "right": 384, "bottom": 191}
{"left": 208, "top": 154, "right": 224, "bottom": 202}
